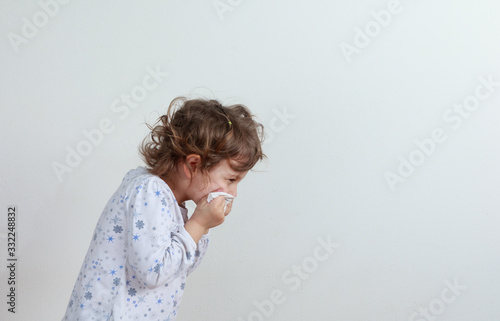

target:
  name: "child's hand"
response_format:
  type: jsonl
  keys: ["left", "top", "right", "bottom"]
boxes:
{"left": 191, "top": 193, "right": 227, "bottom": 229}
{"left": 185, "top": 191, "right": 234, "bottom": 243}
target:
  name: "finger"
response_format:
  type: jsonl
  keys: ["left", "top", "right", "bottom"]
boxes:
{"left": 208, "top": 196, "right": 226, "bottom": 214}
{"left": 212, "top": 195, "right": 226, "bottom": 205}
{"left": 196, "top": 193, "right": 211, "bottom": 206}
{"left": 224, "top": 201, "right": 233, "bottom": 216}
{"left": 199, "top": 191, "right": 223, "bottom": 207}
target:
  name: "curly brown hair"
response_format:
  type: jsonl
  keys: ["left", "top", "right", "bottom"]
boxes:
{"left": 139, "top": 97, "right": 266, "bottom": 186}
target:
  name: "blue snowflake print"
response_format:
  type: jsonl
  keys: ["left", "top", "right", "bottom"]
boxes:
{"left": 113, "top": 225, "right": 123, "bottom": 233}
{"left": 128, "top": 288, "right": 137, "bottom": 297}
{"left": 155, "top": 190, "right": 161, "bottom": 197}
{"left": 107, "top": 236, "right": 114, "bottom": 243}
{"left": 113, "top": 277, "right": 121, "bottom": 286}
{"left": 110, "top": 269, "right": 117, "bottom": 276}
{"left": 84, "top": 292, "right": 93, "bottom": 300}
{"left": 157, "top": 298, "right": 163, "bottom": 304}
{"left": 119, "top": 194, "right": 127, "bottom": 203}
{"left": 92, "top": 307, "right": 101, "bottom": 317}
{"left": 135, "top": 220, "right": 145, "bottom": 229}
{"left": 180, "top": 283, "right": 185, "bottom": 290}
{"left": 161, "top": 198, "right": 167, "bottom": 206}
{"left": 110, "top": 215, "right": 121, "bottom": 224}
{"left": 186, "top": 252, "right": 192, "bottom": 260}
{"left": 84, "top": 281, "right": 93, "bottom": 291}
{"left": 133, "top": 234, "right": 140, "bottom": 241}
{"left": 154, "top": 263, "right": 162, "bottom": 274}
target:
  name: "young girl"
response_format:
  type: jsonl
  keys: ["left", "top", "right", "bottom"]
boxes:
{"left": 62, "top": 97, "right": 265, "bottom": 321}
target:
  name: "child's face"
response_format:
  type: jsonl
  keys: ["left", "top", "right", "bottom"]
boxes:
{"left": 191, "top": 159, "right": 248, "bottom": 204}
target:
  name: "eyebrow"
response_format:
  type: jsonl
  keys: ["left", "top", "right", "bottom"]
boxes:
{"left": 230, "top": 172, "right": 243, "bottom": 179}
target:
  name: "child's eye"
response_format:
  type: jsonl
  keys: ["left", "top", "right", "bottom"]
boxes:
{"left": 228, "top": 179, "right": 236, "bottom": 183}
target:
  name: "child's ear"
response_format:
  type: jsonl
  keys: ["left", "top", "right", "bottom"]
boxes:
{"left": 183, "top": 154, "right": 202, "bottom": 177}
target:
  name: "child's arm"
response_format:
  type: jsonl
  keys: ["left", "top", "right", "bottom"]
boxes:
{"left": 184, "top": 220, "right": 208, "bottom": 244}
{"left": 126, "top": 178, "right": 208, "bottom": 288}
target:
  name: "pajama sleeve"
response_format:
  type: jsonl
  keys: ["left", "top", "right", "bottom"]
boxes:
{"left": 186, "top": 232, "right": 210, "bottom": 277}
{"left": 125, "top": 177, "right": 198, "bottom": 288}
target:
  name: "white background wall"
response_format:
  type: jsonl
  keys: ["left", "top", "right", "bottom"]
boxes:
{"left": 1, "top": 0, "right": 500, "bottom": 320}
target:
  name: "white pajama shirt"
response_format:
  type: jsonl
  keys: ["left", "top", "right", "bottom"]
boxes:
{"left": 62, "top": 167, "right": 210, "bottom": 321}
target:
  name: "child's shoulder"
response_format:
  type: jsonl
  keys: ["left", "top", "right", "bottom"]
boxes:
{"left": 119, "top": 166, "right": 172, "bottom": 195}
{"left": 122, "top": 166, "right": 152, "bottom": 181}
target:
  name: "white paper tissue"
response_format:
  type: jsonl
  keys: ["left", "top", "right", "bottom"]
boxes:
{"left": 207, "top": 192, "right": 235, "bottom": 212}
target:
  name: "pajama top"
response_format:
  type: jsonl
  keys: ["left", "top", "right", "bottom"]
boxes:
{"left": 62, "top": 166, "right": 210, "bottom": 321}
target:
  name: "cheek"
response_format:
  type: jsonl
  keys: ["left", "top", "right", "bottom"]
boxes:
{"left": 209, "top": 179, "right": 226, "bottom": 191}
{"left": 201, "top": 178, "right": 220, "bottom": 192}
{"left": 194, "top": 177, "right": 211, "bottom": 193}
